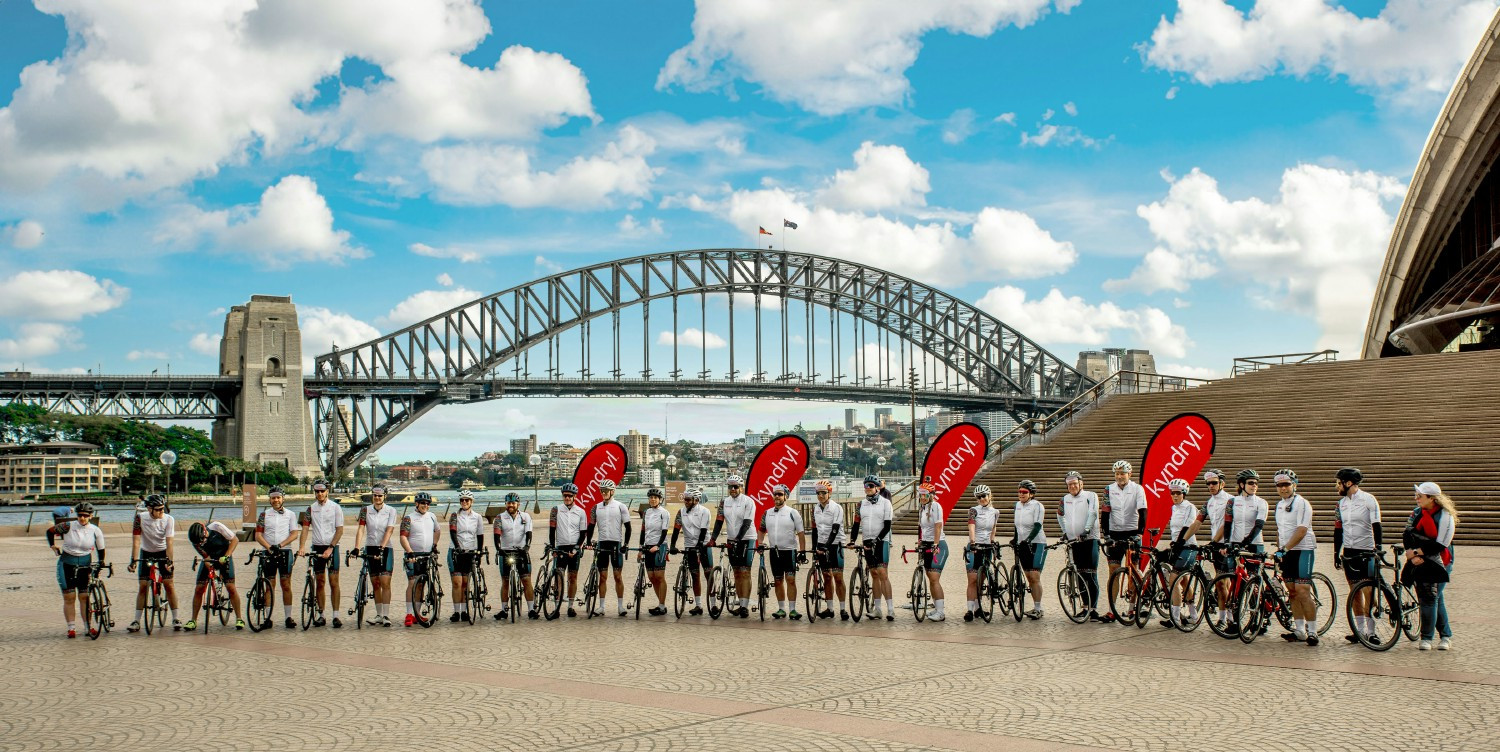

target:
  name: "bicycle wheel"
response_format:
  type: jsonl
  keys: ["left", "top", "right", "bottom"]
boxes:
{"left": 87, "top": 583, "right": 106, "bottom": 639}
{"left": 1206, "top": 573, "right": 1238, "bottom": 639}
{"left": 1107, "top": 568, "right": 1136, "bottom": 626}
{"left": 145, "top": 581, "right": 160, "bottom": 635}
{"left": 1236, "top": 578, "right": 1265, "bottom": 644}
{"left": 508, "top": 569, "right": 522, "bottom": 622}
{"left": 352, "top": 575, "right": 367, "bottom": 630}
{"left": 539, "top": 562, "right": 563, "bottom": 621}
{"left": 849, "top": 565, "right": 868, "bottom": 623}
{"left": 674, "top": 566, "right": 690, "bottom": 618}
{"left": 1172, "top": 570, "right": 1209, "bottom": 633}
{"left": 803, "top": 569, "right": 823, "bottom": 624}
{"left": 756, "top": 562, "right": 768, "bottom": 621}
{"left": 1132, "top": 573, "right": 1157, "bottom": 630}
{"left": 1397, "top": 581, "right": 1419, "bottom": 641}
{"left": 980, "top": 564, "right": 999, "bottom": 622}
{"left": 413, "top": 573, "right": 436, "bottom": 627}
{"left": 1307, "top": 572, "right": 1337, "bottom": 636}
{"left": 300, "top": 574, "right": 316, "bottom": 631}
{"left": 910, "top": 566, "right": 929, "bottom": 622}
{"left": 634, "top": 567, "right": 645, "bottom": 620}
{"left": 1010, "top": 564, "right": 1026, "bottom": 622}
{"left": 1348, "top": 581, "right": 1401, "bottom": 651}
{"left": 583, "top": 566, "right": 600, "bottom": 619}
{"left": 1056, "top": 566, "right": 1090, "bottom": 624}
{"left": 246, "top": 579, "right": 268, "bottom": 633}
{"left": 707, "top": 565, "right": 725, "bottom": 619}
{"left": 215, "top": 583, "right": 230, "bottom": 625}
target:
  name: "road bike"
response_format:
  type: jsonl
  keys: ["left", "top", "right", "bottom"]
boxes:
{"left": 136, "top": 557, "right": 171, "bottom": 634}
{"left": 631, "top": 546, "right": 650, "bottom": 619}
{"left": 498, "top": 548, "right": 527, "bottom": 622}
{"left": 534, "top": 545, "right": 565, "bottom": 621}
{"left": 79, "top": 562, "right": 114, "bottom": 640}
{"left": 456, "top": 548, "right": 490, "bottom": 625}
{"left": 1107, "top": 540, "right": 1150, "bottom": 626}
{"left": 901, "top": 543, "right": 933, "bottom": 622}
{"left": 670, "top": 546, "right": 705, "bottom": 618}
{"left": 706, "top": 543, "right": 737, "bottom": 620}
{"left": 1165, "top": 545, "right": 1216, "bottom": 633}
{"left": 1050, "top": 540, "right": 1091, "bottom": 624}
{"left": 297, "top": 551, "right": 319, "bottom": 630}
{"left": 192, "top": 557, "right": 232, "bottom": 634}
{"left": 966, "top": 543, "right": 1003, "bottom": 622}
{"left": 404, "top": 551, "right": 444, "bottom": 628}
{"left": 1004, "top": 542, "right": 1030, "bottom": 622}
{"left": 803, "top": 547, "right": 835, "bottom": 624}
{"left": 1128, "top": 547, "right": 1179, "bottom": 630}
{"left": 1345, "top": 546, "right": 1419, "bottom": 651}
{"left": 343, "top": 548, "right": 382, "bottom": 629}
{"left": 846, "top": 542, "right": 873, "bottom": 622}
{"left": 581, "top": 544, "right": 605, "bottom": 619}
{"left": 754, "top": 545, "right": 772, "bottom": 620}
{"left": 245, "top": 549, "right": 279, "bottom": 632}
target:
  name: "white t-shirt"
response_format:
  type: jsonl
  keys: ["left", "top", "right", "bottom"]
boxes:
{"left": 676, "top": 505, "right": 713, "bottom": 547}
{"left": 856, "top": 495, "right": 893, "bottom": 540}
{"left": 592, "top": 499, "right": 629, "bottom": 543}
{"left": 1168, "top": 501, "right": 1199, "bottom": 547}
{"left": 917, "top": 501, "right": 945, "bottom": 543}
{"left": 134, "top": 512, "right": 175, "bottom": 553}
{"left": 552, "top": 503, "right": 588, "bottom": 546}
{"left": 719, "top": 494, "right": 758, "bottom": 541}
{"left": 301, "top": 499, "right": 344, "bottom": 546}
{"left": 449, "top": 508, "right": 485, "bottom": 552}
{"left": 1106, "top": 481, "right": 1148, "bottom": 533}
{"left": 358, "top": 504, "right": 398, "bottom": 548}
{"left": 1275, "top": 494, "right": 1316, "bottom": 551}
{"left": 402, "top": 511, "right": 439, "bottom": 553}
{"left": 968, "top": 504, "right": 999, "bottom": 544}
{"left": 258, "top": 507, "right": 299, "bottom": 547}
{"left": 1337, "top": 489, "right": 1381, "bottom": 550}
{"left": 58, "top": 521, "right": 106, "bottom": 556}
{"left": 641, "top": 505, "right": 670, "bottom": 547}
{"left": 812, "top": 501, "right": 845, "bottom": 546}
{"left": 1227, "top": 494, "right": 1268, "bottom": 546}
{"left": 493, "top": 511, "right": 533, "bottom": 550}
{"left": 1058, "top": 492, "right": 1100, "bottom": 540}
{"left": 1014, "top": 499, "right": 1047, "bottom": 545}
{"left": 1200, "top": 491, "right": 1232, "bottom": 540}
{"left": 760, "top": 505, "right": 804, "bottom": 550}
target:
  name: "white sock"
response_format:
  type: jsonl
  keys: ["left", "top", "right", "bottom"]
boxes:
{"left": 1171, "top": 605, "right": 1181, "bottom": 622}
{"left": 406, "top": 602, "right": 414, "bottom": 616}
{"left": 134, "top": 609, "right": 144, "bottom": 622}
{"left": 968, "top": 600, "right": 978, "bottom": 611}
{"left": 525, "top": 601, "right": 533, "bottom": 612}
{"left": 740, "top": 598, "right": 749, "bottom": 609}
{"left": 884, "top": 598, "right": 894, "bottom": 612}
{"left": 1187, "top": 605, "right": 1198, "bottom": 620}
{"left": 171, "top": 608, "right": 179, "bottom": 620}
{"left": 933, "top": 599, "right": 944, "bottom": 614}
{"left": 693, "top": 596, "right": 701, "bottom": 606}
{"left": 67, "top": 621, "right": 76, "bottom": 630}
{"left": 617, "top": 598, "right": 624, "bottom": 611}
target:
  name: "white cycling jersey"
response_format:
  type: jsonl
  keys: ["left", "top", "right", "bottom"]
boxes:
{"left": 551, "top": 503, "right": 588, "bottom": 547}
{"left": 760, "top": 505, "right": 803, "bottom": 550}
{"left": 1200, "top": 491, "right": 1232, "bottom": 540}
{"left": 1106, "top": 481, "right": 1147, "bottom": 532}
{"left": 592, "top": 499, "right": 630, "bottom": 543}
{"left": 676, "top": 505, "right": 713, "bottom": 547}
{"left": 1058, "top": 491, "right": 1100, "bottom": 540}
{"left": 493, "top": 511, "right": 533, "bottom": 550}
{"left": 449, "top": 508, "right": 485, "bottom": 552}
{"left": 58, "top": 521, "right": 106, "bottom": 556}
{"left": 1226, "top": 494, "right": 1269, "bottom": 546}
{"left": 1275, "top": 494, "right": 1316, "bottom": 551}
{"left": 918, "top": 501, "right": 945, "bottom": 543}
{"left": 968, "top": 504, "right": 999, "bottom": 544}
{"left": 402, "top": 511, "right": 440, "bottom": 553}
{"left": 1168, "top": 500, "right": 1199, "bottom": 546}
{"left": 719, "top": 494, "right": 758, "bottom": 541}
{"left": 259, "top": 507, "right": 300, "bottom": 547}
{"left": 358, "top": 504, "right": 398, "bottom": 548}
{"left": 1337, "top": 490, "right": 1381, "bottom": 550}
{"left": 855, "top": 495, "right": 893, "bottom": 540}
{"left": 133, "top": 512, "right": 175, "bottom": 553}
{"left": 301, "top": 499, "right": 344, "bottom": 546}
{"left": 812, "top": 501, "right": 845, "bottom": 546}
{"left": 1014, "top": 499, "right": 1047, "bottom": 545}
{"left": 640, "top": 505, "right": 670, "bottom": 547}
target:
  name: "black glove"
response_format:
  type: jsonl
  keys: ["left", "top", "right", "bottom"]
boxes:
{"left": 669, "top": 547, "right": 680, "bottom": 555}
{"left": 1333, "top": 555, "right": 1343, "bottom": 570}
{"left": 795, "top": 552, "right": 808, "bottom": 565}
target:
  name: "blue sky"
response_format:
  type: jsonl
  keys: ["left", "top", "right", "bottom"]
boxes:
{"left": 0, "top": 1, "right": 1494, "bottom": 460}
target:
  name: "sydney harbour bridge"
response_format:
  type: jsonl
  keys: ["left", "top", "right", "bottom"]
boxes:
{"left": 0, "top": 250, "right": 1093, "bottom": 475}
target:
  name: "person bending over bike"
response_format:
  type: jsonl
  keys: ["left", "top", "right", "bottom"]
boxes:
{"left": 185, "top": 520, "right": 244, "bottom": 631}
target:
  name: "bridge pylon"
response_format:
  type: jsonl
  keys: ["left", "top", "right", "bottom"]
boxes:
{"left": 212, "top": 295, "right": 320, "bottom": 480}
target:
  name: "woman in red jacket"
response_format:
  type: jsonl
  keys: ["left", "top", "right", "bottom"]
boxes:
{"left": 1404, "top": 482, "right": 1456, "bottom": 651}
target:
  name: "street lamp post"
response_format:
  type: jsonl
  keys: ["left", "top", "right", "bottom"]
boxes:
{"left": 529, "top": 453, "right": 542, "bottom": 509}
{"left": 665, "top": 455, "right": 678, "bottom": 481}
{"left": 159, "top": 450, "right": 177, "bottom": 509}
{"left": 876, "top": 455, "right": 886, "bottom": 480}
{"left": 366, "top": 454, "right": 381, "bottom": 493}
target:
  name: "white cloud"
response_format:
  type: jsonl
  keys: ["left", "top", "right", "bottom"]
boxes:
{"left": 1165, "top": 86, "right": 1180, "bottom": 99}
{"left": 436, "top": 273, "right": 454, "bottom": 287}
{"left": 0, "top": 270, "right": 129, "bottom": 321}
{"left": 158, "top": 175, "right": 366, "bottom": 267}
{"left": 994, "top": 112, "right": 1018, "bottom": 125}
{"left": 0, "top": 322, "right": 82, "bottom": 362}
{"left": 820, "top": 142, "right": 930, "bottom": 211}
{"left": 1142, "top": 0, "right": 1496, "bottom": 95}
{"left": 618, "top": 214, "right": 665, "bottom": 237}
{"left": 189, "top": 332, "right": 222, "bottom": 356}
{"left": 1157, "top": 362, "right": 1222, "bottom": 379}
{"left": 126, "top": 349, "right": 169, "bottom": 361}
{"left": 422, "top": 126, "right": 659, "bottom": 208}
{"left": 977, "top": 285, "right": 1192, "bottom": 359}
{"left": 410, "top": 242, "right": 481, "bottom": 264}
{"left": 0, "top": 1, "right": 596, "bottom": 197}
{"left": 1063, "top": 101, "right": 1078, "bottom": 116}
{"left": 657, "top": 0, "right": 1076, "bottom": 115}
{"left": 1020, "top": 123, "right": 1108, "bottom": 149}
{"left": 377, "top": 288, "right": 482, "bottom": 329}
{"left": 942, "top": 108, "right": 979, "bottom": 144}
{"left": 4, "top": 220, "right": 45, "bottom": 248}
{"left": 656, "top": 328, "right": 728, "bottom": 349}
{"left": 1107, "top": 164, "right": 1405, "bottom": 353}
{"left": 534, "top": 255, "right": 566, "bottom": 276}
{"left": 300, "top": 306, "right": 382, "bottom": 362}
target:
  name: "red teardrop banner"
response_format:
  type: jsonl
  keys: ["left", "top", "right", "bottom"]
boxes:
{"left": 1138, "top": 412, "right": 1216, "bottom": 551}
{"left": 921, "top": 422, "right": 989, "bottom": 520}
{"left": 745, "top": 434, "right": 812, "bottom": 516}
{"left": 571, "top": 440, "right": 628, "bottom": 520}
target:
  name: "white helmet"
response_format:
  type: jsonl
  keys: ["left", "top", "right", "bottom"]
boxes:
{"left": 1167, "top": 478, "right": 1189, "bottom": 494}
{"left": 1064, "top": 471, "right": 1083, "bottom": 482}
{"left": 973, "top": 484, "right": 991, "bottom": 498}
{"left": 457, "top": 490, "right": 474, "bottom": 501}
{"left": 1112, "top": 460, "right": 1132, "bottom": 473}
{"left": 725, "top": 475, "right": 744, "bottom": 486}
{"left": 684, "top": 488, "right": 702, "bottom": 501}
{"left": 598, "top": 479, "right": 617, "bottom": 491}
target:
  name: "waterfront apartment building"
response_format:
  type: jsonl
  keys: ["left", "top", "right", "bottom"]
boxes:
{"left": 388, "top": 465, "right": 431, "bottom": 481}
{"left": 0, "top": 442, "right": 119, "bottom": 496}
{"left": 619, "top": 429, "right": 651, "bottom": 468}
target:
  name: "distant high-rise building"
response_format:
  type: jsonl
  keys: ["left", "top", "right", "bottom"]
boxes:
{"left": 844, "top": 408, "right": 857, "bottom": 430}
{"left": 967, "top": 411, "right": 1017, "bottom": 440}
{"left": 820, "top": 439, "right": 845, "bottom": 460}
{"left": 509, "top": 434, "right": 538, "bottom": 457}
{"left": 744, "top": 430, "right": 772, "bottom": 451}
{"left": 874, "top": 408, "right": 893, "bottom": 428}
{"left": 1076, "top": 348, "right": 1156, "bottom": 381}
{"left": 618, "top": 429, "right": 651, "bottom": 468}
{"left": 639, "top": 468, "right": 663, "bottom": 486}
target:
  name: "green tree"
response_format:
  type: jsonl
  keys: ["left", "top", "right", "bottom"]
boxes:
{"left": 448, "top": 467, "right": 481, "bottom": 489}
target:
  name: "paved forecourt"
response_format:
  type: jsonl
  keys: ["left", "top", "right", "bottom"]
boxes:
{"left": 2, "top": 530, "right": 1495, "bottom": 752}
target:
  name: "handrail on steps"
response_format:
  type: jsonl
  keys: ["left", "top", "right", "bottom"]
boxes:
{"left": 1232, "top": 350, "right": 1337, "bottom": 377}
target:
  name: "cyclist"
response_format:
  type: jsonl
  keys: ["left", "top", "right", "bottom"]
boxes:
{"left": 808, "top": 480, "right": 847, "bottom": 620}
{"left": 709, "top": 474, "right": 757, "bottom": 618}
{"left": 1013, "top": 480, "right": 1048, "bottom": 619}
{"left": 1158, "top": 479, "right": 1199, "bottom": 628}
{"left": 252, "top": 487, "right": 301, "bottom": 629}
{"left": 757, "top": 484, "right": 807, "bottom": 619}
{"left": 296, "top": 480, "right": 345, "bottom": 628}
{"left": 184, "top": 520, "right": 245, "bottom": 631}
{"left": 447, "top": 490, "right": 485, "bottom": 622}
{"left": 355, "top": 485, "right": 399, "bottom": 627}
{"left": 964, "top": 484, "right": 999, "bottom": 622}
{"left": 1187, "top": 469, "right": 1233, "bottom": 631}
{"left": 48, "top": 502, "right": 107, "bottom": 638}
{"left": 638, "top": 488, "right": 672, "bottom": 616}
{"left": 399, "top": 492, "right": 441, "bottom": 627}
{"left": 586, "top": 479, "right": 632, "bottom": 617}
{"left": 492, "top": 492, "right": 536, "bottom": 620}
{"left": 1219, "top": 469, "right": 1268, "bottom": 635}
{"left": 1057, "top": 471, "right": 1102, "bottom": 621}
{"left": 128, "top": 494, "right": 180, "bottom": 633}
{"left": 853, "top": 474, "right": 895, "bottom": 621}
{"left": 669, "top": 487, "right": 713, "bottom": 615}
{"left": 1272, "top": 469, "right": 1319, "bottom": 645}
{"left": 1333, "top": 467, "right": 1382, "bottom": 643}
{"left": 550, "top": 483, "right": 590, "bottom": 618}
{"left": 915, "top": 483, "right": 948, "bottom": 622}
{"left": 1101, "top": 460, "right": 1147, "bottom": 623}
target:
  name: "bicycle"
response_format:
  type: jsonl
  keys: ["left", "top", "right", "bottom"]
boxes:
{"left": 754, "top": 545, "right": 771, "bottom": 621}
{"left": 135, "top": 557, "right": 171, "bottom": 635}
{"left": 1050, "top": 540, "right": 1091, "bottom": 624}
{"left": 297, "top": 551, "right": 318, "bottom": 630}
{"left": 245, "top": 549, "right": 278, "bottom": 632}
{"left": 460, "top": 548, "right": 490, "bottom": 625}
{"left": 1003, "top": 542, "right": 1029, "bottom": 622}
{"left": 846, "top": 542, "right": 873, "bottom": 623}
{"left": 192, "top": 557, "right": 232, "bottom": 634}
{"left": 534, "top": 545, "right": 565, "bottom": 621}
{"left": 1165, "top": 545, "right": 1216, "bottom": 633}
{"left": 706, "top": 544, "right": 735, "bottom": 620}
{"left": 670, "top": 546, "right": 700, "bottom": 618}
{"left": 580, "top": 544, "right": 604, "bottom": 619}
{"left": 343, "top": 548, "right": 379, "bottom": 629}
{"left": 803, "top": 548, "right": 833, "bottom": 624}
{"left": 405, "top": 551, "right": 444, "bottom": 628}
{"left": 1128, "top": 547, "right": 1179, "bottom": 630}
{"left": 80, "top": 562, "right": 114, "bottom": 640}
{"left": 968, "top": 543, "right": 1003, "bottom": 623}
{"left": 1346, "top": 546, "right": 1419, "bottom": 651}
{"left": 1107, "top": 540, "right": 1151, "bottom": 626}
{"left": 900, "top": 544, "right": 933, "bottom": 622}
{"left": 498, "top": 548, "right": 526, "bottom": 622}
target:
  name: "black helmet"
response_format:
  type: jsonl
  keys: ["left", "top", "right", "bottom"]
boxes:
{"left": 144, "top": 494, "right": 166, "bottom": 509}
{"left": 73, "top": 502, "right": 96, "bottom": 515}
{"left": 1336, "top": 467, "right": 1363, "bottom": 484}
{"left": 414, "top": 492, "right": 433, "bottom": 504}
{"left": 1017, "top": 480, "right": 1038, "bottom": 494}
{"left": 188, "top": 522, "right": 206, "bottom": 547}
{"left": 267, "top": 486, "right": 286, "bottom": 497}
{"left": 1236, "top": 469, "right": 1260, "bottom": 483}
{"left": 647, "top": 487, "right": 664, "bottom": 498}
{"left": 561, "top": 483, "right": 579, "bottom": 495}
{"left": 504, "top": 492, "right": 521, "bottom": 503}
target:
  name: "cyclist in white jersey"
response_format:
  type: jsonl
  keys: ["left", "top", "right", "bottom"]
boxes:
{"left": 254, "top": 487, "right": 303, "bottom": 629}
{"left": 709, "top": 475, "right": 758, "bottom": 618}
{"left": 128, "top": 494, "right": 180, "bottom": 632}
{"left": 587, "top": 480, "right": 632, "bottom": 616}
{"left": 1333, "top": 467, "right": 1383, "bottom": 643}
{"left": 1158, "top": 479, "right": 1199, "bottom": 628}
{"left": 297, "top": 480, "right": 345, "bottom": 628}
{"left": 399, "top": 493, "right": 441, "bottom": 627}
{"left": 550, "top": 484, "right": 589, "bottom": 618}
{"left": 758, "top": 484, "right": 807, "bottom": 619}
{"left": 48, "top": 502, "right": 107, "bottom": 638}
{"left": 808, "top": 480, "right": 848, "bottom": 620}
{"left": 492, "top": 492, "right": 536, "bottom": 620}
{"left": 355, "top": 486, "right": 399, "bottom": 627}
{"left": 447, "top": 491, "right": 486, "bottom": 622}
{"left": 853, "top": 475, "right": 895, "bottom": 620}
{"left": 638, "top": 488, "right": 672, "bottom": 616}
{"left": 965, "top": 485, "right": 1000, "bottom": 622}
{"left": 915, "top": 483, "right": 948, "bottom": 622}
{"left": 669, "top": 488, "right": 714, "bottom": 616}
{"left": 1057, "top": 471, "right": 1102, "bottom": 621}
{"left": 1013, "top": 480, "right": 1049, "bottom": 619}
{"left": 1186, "top": 470, "right": 1233, "bottom": 630}
{"left": 1272, "top": 469, "right": 1319, "bottom": 645}
{"left": 1101, "top": 460, "right": 1147, "bottom": 623}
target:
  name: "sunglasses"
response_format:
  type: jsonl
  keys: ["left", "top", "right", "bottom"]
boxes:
{"left": 773, "top": 493, "right": 786, "bottom": 497}
{"left": 864, "top": 483, "right": 878, "bottom": 488}
{"left": 815, "top": 490, "right": 829, "bottom": 494}
{"left": 1206, "top": 480, "right": 1221, "bottom": 484}
{"left": 1244, "top": 480, "right": 1259, "bottom": 485}
{"left": 1275, "top": 482, "right": 1292, "bottom": 488}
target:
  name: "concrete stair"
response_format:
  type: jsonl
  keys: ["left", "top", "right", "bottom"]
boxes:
{"left": 895, "top": 349, "right": 1500, "bottom": 546}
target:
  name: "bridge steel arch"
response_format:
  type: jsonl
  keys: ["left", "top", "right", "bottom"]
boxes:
{"left": 313, "top": 249, "right": 1090, "bottom": 473}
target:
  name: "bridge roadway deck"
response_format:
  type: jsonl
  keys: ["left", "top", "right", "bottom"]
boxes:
{"left": 1, "top": 533, "right": 1492, "bottom": 751}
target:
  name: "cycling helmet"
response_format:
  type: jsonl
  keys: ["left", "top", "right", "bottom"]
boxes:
{"left": 1167, "top": 478, "right": 1190, "bottom": 493}
{"left": 144, "top": 494, "right": 167, "bottom": 509}
{"left": 1017, "top": 480, "right": 1038, "bottom": 494}
{"left": 504, "top": 492, "right": 521, "bottom": 503}
{"left": 973, "top": 484, "right": 991, "bottom": 497}
{"left": 311, "top": 480, "right": 329, "bottom": 491}
{"left": 598, "top": 479, "right": 617, "bottom": 491}
{"left": 1273, "top": 468, "right": 1298, "bottom": 485}
{"left": 560, "top": 483, "right": 579, "bottom": 495}
{"left": 370, "top": 485, "right": 386, "bottom": 495}
{"left": 1336, "top": 467, "right": 1363, "bottom": 484}
{"left": 1064, "top": 471, "right": 1083, "bottom": 483}
{"left": 188, "top": 522, "right": 206, "bottom": 547}
{"left": 74, "top": 502, "right": 95, "bottom": 515}
{"left": 1236, "top": 469, "right": 1260, "bottom": 483}
{"left": 684, "top": 488, "right": 702, "bottom": 501}
{"left": 414, "top": 492, "right": 434, "bottom": 504}
{"left": 725, "top": 475, "right": 743, "bottom": 486}
{"left": 814, "top": 480, "right": 833, "bottom": 492}
{"left": 916, "top": 483, "right": 935, "bottom": 497}
{"left": 1203, "top": 469, "right": 1223, "bottom": 483}
{"left": 51, "top": 505, "right": 73, "bottom": 522}
{"left": 458, "top": 490, "right": 474, "bottom": 501}
{"left": 267, "top": 486, "right": 285, "bottom": 498}
{"left": 647, "top": 487, "right": 664, "bottom": 498}
{"left": 1111, "top": 460, "right": 1132, "bottom": 473}
{"left": 862, "top": 474, "right": 880, "bottom": 485}
{"left": 771, "top": 484, "right": 790, "bottom": 495}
